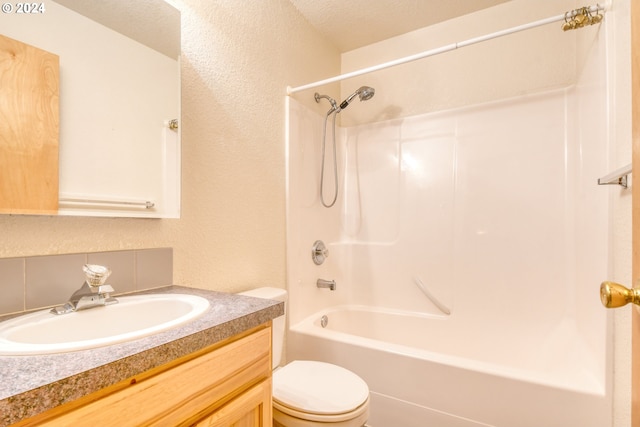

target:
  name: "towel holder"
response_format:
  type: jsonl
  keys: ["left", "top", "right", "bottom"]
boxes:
{"left": 598, "top": 163, "right": 632, "bottom": 188}
{"left": 59, "top": 196, "right": 155, "bottom": 209}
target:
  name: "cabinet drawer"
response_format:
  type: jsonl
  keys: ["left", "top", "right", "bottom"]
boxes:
{"left": 31, "top": 326, "right": 272, "bottom": 427}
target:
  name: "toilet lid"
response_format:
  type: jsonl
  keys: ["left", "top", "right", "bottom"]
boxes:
{"left": 273, "top": 360, "right": 369, "bottom": 415}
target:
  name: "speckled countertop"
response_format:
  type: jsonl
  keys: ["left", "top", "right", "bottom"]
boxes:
{"left": 0, "top": 285, "right": 283, "bottom": 427}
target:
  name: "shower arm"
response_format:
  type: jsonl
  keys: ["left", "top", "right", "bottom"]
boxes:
{"left": 314, "top": 93, "right": 338, "bottom": 114}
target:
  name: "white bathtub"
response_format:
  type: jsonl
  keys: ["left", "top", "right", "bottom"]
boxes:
{"left": 286, "top": 305, "right": 611, "bottom": 427}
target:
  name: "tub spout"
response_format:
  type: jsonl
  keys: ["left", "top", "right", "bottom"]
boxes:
{"left": 317, "top": 279, "right": 336, "bottom": 291}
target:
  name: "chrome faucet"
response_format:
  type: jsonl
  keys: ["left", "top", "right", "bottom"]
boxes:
{"left": 51, "top": 264, "right": 118, "bottom": 315}
{"left": 317, "top": 279, "right": 336, "bottom": 291}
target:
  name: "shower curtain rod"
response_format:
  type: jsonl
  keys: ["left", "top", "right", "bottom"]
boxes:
{"left": 287, "top": 3, "right": 608, "bottom": 95}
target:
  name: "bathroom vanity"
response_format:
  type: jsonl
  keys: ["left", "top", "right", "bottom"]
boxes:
{"left": 0, "top": 287, "right": 282, "bottom": 427}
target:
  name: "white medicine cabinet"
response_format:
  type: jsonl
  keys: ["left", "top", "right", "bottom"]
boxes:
{"left": 1, "top": 0, "right": 181, "bottom": 218}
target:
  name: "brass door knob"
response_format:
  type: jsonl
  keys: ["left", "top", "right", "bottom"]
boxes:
{"left": 600, "top": 281, "right": 640, "bottom": 308}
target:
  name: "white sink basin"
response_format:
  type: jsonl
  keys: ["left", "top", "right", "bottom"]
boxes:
{"left": 0, "top": 294, "right": 210, "bottom": 355}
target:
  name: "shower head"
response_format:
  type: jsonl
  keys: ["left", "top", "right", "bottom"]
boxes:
{"left": 339, "top": 86, "right": 375, "bottom": 110}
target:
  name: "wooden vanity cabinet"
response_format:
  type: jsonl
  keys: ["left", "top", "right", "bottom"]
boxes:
{"left": 18, "top": 324, "right": 273, "bottom": 427}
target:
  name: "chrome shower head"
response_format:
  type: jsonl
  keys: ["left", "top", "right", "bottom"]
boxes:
{"left": 339, "top": 86, "right": 375, "bottom": 110}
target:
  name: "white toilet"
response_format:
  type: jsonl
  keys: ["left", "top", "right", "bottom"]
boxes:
{"left": 239, "top": 287, "right": 370, "bottom": 427}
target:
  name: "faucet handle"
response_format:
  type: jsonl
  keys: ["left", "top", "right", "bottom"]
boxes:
{"left": 312, "top": 240, "right": 329, "bottom": 265}
{"left": 83, "top": 264, "right": 112, "bottom": 287}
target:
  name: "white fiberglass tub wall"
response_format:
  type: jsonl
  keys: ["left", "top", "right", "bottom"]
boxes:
{"left": 285, "top": 13, "right": 611, "bottom": 427}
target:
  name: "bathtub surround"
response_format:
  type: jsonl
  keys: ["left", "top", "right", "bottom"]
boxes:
{"left": 287, "top": 88, "right": 610, "bottom": 427}
{"left": 286, "top": 2, "right": 617, "bottom": 425}
{"left": 0, "top": 248, "right": 173, "bottom": 316}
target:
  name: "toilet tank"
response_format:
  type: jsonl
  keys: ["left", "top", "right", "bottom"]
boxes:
{"left": 237, "top": 287, "right": 287, "bottom": 369}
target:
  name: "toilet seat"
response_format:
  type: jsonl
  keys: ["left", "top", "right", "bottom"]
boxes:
{"left": 273, "top": 360, "right": 370, "bottom": 422}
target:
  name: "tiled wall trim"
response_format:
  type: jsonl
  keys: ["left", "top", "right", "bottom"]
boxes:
{"left": 0, "top": 248, "right": 173, "bottom": 316}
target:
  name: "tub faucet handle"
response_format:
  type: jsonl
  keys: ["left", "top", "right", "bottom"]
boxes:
{"left": 312, "top": 240, "right": 329, "bottom": 265}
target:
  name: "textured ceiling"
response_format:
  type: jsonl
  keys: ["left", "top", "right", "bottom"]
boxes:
{"left": 288, "top": 0, "right": 511, "bottom": 52}
{"left": 53, "top": 0, "right": 180, "bottom": 59}
{"left": 54, "top": 1, "right": 510, "bottom": 57}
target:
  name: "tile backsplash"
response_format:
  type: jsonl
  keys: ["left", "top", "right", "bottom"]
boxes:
{"left": 0, "top": 248, "right": 173, "bottom": 316}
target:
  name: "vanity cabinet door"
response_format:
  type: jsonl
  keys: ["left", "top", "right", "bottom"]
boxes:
{"left": 193, "top": 378, "right": 272, "bottom": 427}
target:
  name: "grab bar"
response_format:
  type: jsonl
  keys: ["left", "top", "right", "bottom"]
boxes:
{"left": 414, "top": 277, "right": 451, "bottom": 315}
